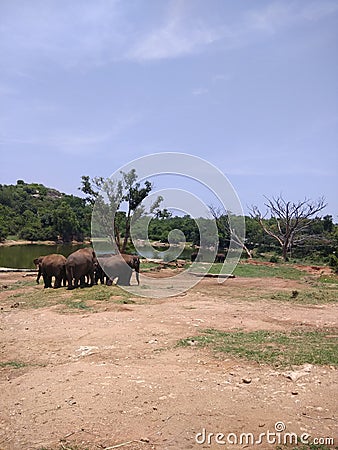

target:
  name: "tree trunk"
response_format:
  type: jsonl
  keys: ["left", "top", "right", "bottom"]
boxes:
{"left": 242, "top": 243, "right": 253, "bottom": 259}
{"left": 121, "top": 214, "right": 131, "bottom": 253}
{"left": 282, "top": 243, "right": 288, "bottom": 261}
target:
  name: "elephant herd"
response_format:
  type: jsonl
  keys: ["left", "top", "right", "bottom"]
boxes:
{"left": 33, "top": 248, "right": 140, "bottom": 290}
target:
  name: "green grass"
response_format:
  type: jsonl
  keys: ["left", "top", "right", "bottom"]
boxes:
{"left": 233, "top": 263, "right": 304, "bottom": 279}
{"left": 4, "top": 279, "right": 36, "bottom": 290}
{"left": 269, "top": 287, "right": 338, "bottom": 305}
{"left": 7, "top": 283, "right": 136, "bottom": 311}
{"left": 71, "top": 284, "right": 115, "bottom": 302}
{"left": 318, "top": 275, "right": 338, "bottom": 284}
{"left": 177, "top": 328, "right": 338, "bottom": 368}
{"left": 62, "top": 299, "right": 91, "bottom": 310}
{"left": 8, "top": 287, "right": 62, "bottom": 308}
{"left": 0, "top": 360, "right": 27, "bottom": 369}
{"left": 204, "top": 262, "right": 305, "bottom": 279}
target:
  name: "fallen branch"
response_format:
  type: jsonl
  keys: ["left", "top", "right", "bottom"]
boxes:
{"left": 189, "top": 272, "right": 235, "bottom": 278}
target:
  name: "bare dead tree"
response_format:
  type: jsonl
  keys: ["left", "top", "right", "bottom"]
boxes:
{"left": 250, "top": 195, "right": 327, "bottom": 261}
{"left": 209, "top": 205, "right": 252, "bottom": 258}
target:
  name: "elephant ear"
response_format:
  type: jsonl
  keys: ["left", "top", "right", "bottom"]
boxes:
{"left": 33, "top": 257, "right": 43, "bottom": 266}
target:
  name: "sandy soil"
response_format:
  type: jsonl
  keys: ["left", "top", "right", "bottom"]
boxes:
{"left": 0, "top": 269, "right": 337, "bottom": 450}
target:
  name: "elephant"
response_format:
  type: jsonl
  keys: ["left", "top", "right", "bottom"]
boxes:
{"left": 34, "top": 256, "right": 44, "bottom": 284}
{"left": 94, "top": 261, "right": 108, "bottom": 285}
{"left": 190, "top": 252, "right": 198, "bottom": 262}
{"left": 33, "top": 254, "right": 67, "bottom": 289}
{"left": 97, "top": 255, "right": 133, "bottom": 286}
{"left": 65, "top": 247, "right": 96, "bottom": 290}
{"left": 95, "top": 253, "right": 140, "bottom": 285}
{"left": 121, "top": 254, "right": 140, "bottom": 285}
{"left": 215, "top": 253, "right": 225, "bottom": 263}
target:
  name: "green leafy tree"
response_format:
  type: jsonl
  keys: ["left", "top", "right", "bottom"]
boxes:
{"left": 80, "top": 170, "right": 162, "bottom": 252}
{"left": 53, "top": 202, "right": 81, "bottom": 242}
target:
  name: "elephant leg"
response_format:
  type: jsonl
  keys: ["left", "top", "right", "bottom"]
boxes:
{"left": 43, "top": 273, "right": 48, "bottom": 288}
{"left": 54, "top": 275, "right": 62, "bottom": 289}
{"left": 117, "top": 270, "right": 132, "bottom": 286}
{"left": 36, "top": 266, "right": 42, "bottom": 284}
{"left": 88, "top": 270, "right": 94, "bottom": 287}
{"left": 44, "top": 274, "right": 52, "bottom": 288}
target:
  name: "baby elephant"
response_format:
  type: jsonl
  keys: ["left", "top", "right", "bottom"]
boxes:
{"left": 33, "top": 254, "right": 67, "bottom": 289}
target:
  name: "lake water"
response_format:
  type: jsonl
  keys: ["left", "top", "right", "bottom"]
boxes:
{"left": 0, "top": 243, "right": 195, "bottom": 269}
{"left": 0, "top": 244, "right": 87, "bottom": 269}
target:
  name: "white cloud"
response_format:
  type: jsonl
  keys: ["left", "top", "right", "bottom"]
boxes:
{"left": 127, "top": 18, "right": 219, "bottom": 61}
{"left": 0, "top": 0, "right": 337, "bottom": 68}
{"left": 192, "top": 87, "right": 209, "bottom": 96}
{"left": 127, "top": 1, "right": 338, "bottom": 62}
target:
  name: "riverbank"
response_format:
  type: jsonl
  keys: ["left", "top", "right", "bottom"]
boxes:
{"left": 0, "top": 239, "right": 90, "bottom": 247}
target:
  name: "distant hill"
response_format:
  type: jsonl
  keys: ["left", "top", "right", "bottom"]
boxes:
{"left": 0, "top": 180, "right": 91, "bottom": 242}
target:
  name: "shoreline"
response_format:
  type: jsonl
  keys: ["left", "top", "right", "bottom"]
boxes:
{"left": 0, "top": 239, "right": 90, "bottom": 247}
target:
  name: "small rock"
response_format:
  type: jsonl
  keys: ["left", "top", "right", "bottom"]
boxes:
{"left": 291, "top": 391, "right": 298, "bottom": 395}
{"left": 242, "top": 378, "right": 252, "bottom": 384}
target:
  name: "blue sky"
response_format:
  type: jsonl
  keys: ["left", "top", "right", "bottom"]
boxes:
{"left": 0, "top": 0, "right": 337, "bottom": 216}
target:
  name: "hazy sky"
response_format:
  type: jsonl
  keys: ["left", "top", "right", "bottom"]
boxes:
{"left": 1, "top": 0, "right": 337, "bottom": 216}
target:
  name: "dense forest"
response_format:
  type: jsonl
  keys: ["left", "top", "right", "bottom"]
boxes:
{"left": 0, "top": 180, "right": 91, "bottom": 243}
{"left": 0, "top": 180, "right": 337, "bottom": 268}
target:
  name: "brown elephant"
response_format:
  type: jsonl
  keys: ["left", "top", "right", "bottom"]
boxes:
{"left": 33, "top": 254, "right": 67, "bottom": 289}
{"left": 95, "top": 253, "right": 140, "bottom": 285}
{"left": 121, "top": 254, "right": 140, "bottom": 285}
{"left": 97, "top": 255, "right": 133, "bottom": 286}
{"left": 215, "top": 253, "right": 225, "bottom": 263}
{"left": 190, "top": 252, "right": 198, "bottom": 262}
{"left": 65, "top": 248, "right": 96, "bottom": 290}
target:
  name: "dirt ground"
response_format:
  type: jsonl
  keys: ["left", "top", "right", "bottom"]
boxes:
{"left": 0, "top": 268, "right": 337, "bottom": 450}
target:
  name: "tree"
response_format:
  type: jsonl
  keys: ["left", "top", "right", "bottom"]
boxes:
{"left": 53, "top": 202, "right": 81, "bottom": 242}
{"left": 250, "top": 195, "right": 327, "bottom": 261}
{"left": 80, "top": 170, "right": 162, "bottom": 252}
{"left": 209, "top": 206, "right": 251, "bottom": 258}
{"left": 120, "top": 170, "right": 153, "bottom": 252}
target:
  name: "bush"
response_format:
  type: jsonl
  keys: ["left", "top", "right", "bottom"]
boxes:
{"left": 329, "top": 254, "right": 338, "bottom": 274}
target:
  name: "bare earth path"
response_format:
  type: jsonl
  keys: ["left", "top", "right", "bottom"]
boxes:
{"left": 0, "top": 273, "right": 337, "bottom": 450}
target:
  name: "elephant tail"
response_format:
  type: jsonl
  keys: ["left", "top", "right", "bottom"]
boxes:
{"left": 66, "top": 264, "right": 74, "bottom": 289}
{"left": 135, "top": 257, "right": 140, "bottom": 285}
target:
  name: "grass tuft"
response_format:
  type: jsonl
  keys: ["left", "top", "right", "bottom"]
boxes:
{"left": 269, "top": 287, "right": 338, "bottom": 304}
{"left": 0, "top": 360, "right": 27, "bottom": 369}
